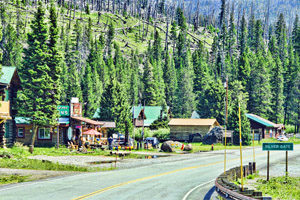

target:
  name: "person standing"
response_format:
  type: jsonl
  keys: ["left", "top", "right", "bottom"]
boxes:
{"left": 108, "top": 136, "right": 113, "bottom": 150}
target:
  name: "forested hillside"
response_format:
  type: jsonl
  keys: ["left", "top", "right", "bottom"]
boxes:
{"left": 0, "top": 0, "right": 299, "bottom": 135}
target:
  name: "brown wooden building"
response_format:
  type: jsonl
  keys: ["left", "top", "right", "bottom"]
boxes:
{"left": 0, "top": 66, "right": 21, "bottom": 147}
{"left": 169, "top": 118, "right": 220, "bottom": 141}
{"left": 246, "top": 114, "right": 284, "bottom": 139}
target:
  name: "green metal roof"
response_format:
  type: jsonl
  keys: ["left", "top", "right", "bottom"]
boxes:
{"left": 0, "top": 66, "right": 17, "bottom": 85}
{"left": 132, "top": 106, "right": 169, "bottom": 126}
{"left": 93, "top": 106, "right": 169, "bottom": 126}
{"left": 191, "top": 111, "right": 200, "bottom": 119}
{"left": 15, "top": 117, "right": 31, "bottom": 125}
{"left": 245, "top": 114, "right": 275, "bottom": 127}
{"left": 93, "top": 108, "right": 101, "bottom": 119}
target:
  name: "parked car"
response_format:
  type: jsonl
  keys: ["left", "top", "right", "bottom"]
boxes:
{"left": 145, "top": 137, "right": 160, "bottom": 148}
{"left": 112, "top": 133, "right": 133, "bottom": 147}
{"left": 277, "top": 135, "right": 288, "bottom": 141}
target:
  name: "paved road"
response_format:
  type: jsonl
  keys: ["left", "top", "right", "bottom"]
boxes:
{"left": 1, "top": 145, "right": 300, "bottom": 200}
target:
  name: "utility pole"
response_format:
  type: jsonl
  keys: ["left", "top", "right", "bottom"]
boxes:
{"left": 224, "top": 76, "right": 228, "bottom": 174}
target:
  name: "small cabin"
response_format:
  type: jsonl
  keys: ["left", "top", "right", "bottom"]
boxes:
{"left": 0, "top": 66, "right": 21, "bottom": 147}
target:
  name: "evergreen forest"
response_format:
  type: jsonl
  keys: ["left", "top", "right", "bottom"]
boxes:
{"left": 0, "top": 0, "right": 299, "bottom": 139}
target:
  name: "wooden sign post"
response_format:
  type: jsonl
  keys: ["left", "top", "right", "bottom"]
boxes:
{"left": 262, "top": 143, "right": 294, "bottom": 181}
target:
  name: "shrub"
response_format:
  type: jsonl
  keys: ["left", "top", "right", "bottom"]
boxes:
{"left": 232, "top": 129, "right": 251, "bottom": 146}
{"left": 152, "top": 129, "right": 170, "bottom": 141}
{"left": 285, "top": 125, "right": 295, "bottom": 133}
{"left": 149, "top": 116, "right": 170, "bottom": 130}
{"left": 131, "top": 128, "right": 153, "bottom": 141}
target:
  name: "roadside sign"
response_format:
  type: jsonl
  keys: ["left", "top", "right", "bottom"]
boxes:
{"left": 58, "top": 105, "right": 70, "bottom": 117}
{"left": 262, "top": 143, "right": 293, "bottom": 151}
{"left": 263, "top": 142, "right": 294, "bottom": 182}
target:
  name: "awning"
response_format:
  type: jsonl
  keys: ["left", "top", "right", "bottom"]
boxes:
{"left": 71, "top": 116, "right": 104, "bottom": 126}
{"left": 83, "top": 129, "right": 102, "bottom": 136}
{"left": 59, "top": 118, "right": 69, "bottom": 124}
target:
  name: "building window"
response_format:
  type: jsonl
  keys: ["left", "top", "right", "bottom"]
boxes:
{"left": 38, "top": 128, "right": 51, "bottom": 140}
{"left": 17, "top": 128, "right": 24, "bottom": 138}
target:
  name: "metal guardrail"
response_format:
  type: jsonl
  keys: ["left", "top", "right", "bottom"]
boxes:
{"left": 215, "top": 163, "right": 272, "bottom": 200}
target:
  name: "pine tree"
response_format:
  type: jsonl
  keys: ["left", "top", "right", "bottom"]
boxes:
{"left": 112, "top": 80, "right": 133, "bottom": 134}
{"left": 275, "top": 13, "right": 288, "bottom": 63}
{"left": 163, "top": 51, "right": 177, "bottom": 110}
{"left": 106, "top": 23, "right": 115, "bottom": 57}
{"left": 48, "top": 3, "right": 62, "bottom": 115}
{"left": 1, "top": 24, "right": 22, "bottom": 66}
{"left": 99, "top": 79, "right": 116, "bottom": 121}
{"left": 292, "top": 15, "right": 300, "bottom": 56}
{"left": 152, "top": 29, "right": 162, "bottom": 61}
{"left": 227, "top": 80, "right": 251, "bottom": 145}
{"left": 143, "top": 59, "right": 158, "bottom": 106}
{"left": 237, "top": 48, "right": 251, "bottom": 88}
{"left": 268, "top": 35, "right": 278, "bottom": 56}
{"left": 192, "top": 41, "right": 209, "bottom": 94}
{"left": 227, "top": 3, "right": 236, "bottom": 59}
{"left": 129, "top": 50, "right": 139, "bottom": 105}
{"left": 269, "top": 55, "right": 284, "bottom": 123}
{"left": 64, "top": 27, "right": 83, "bottom": 102}
{"left": 248, "top": 5, "right": 255, "bottom": 48}
{"left": 99, "top": 78, "right": 133, "bottom": 134}
{"left": 175, "top": 7, "right": 187, "bottom": 31}
{"left": 19, "top": 2, "right": 57, "bottom": 152}
{"left": 197, "top": 79, "right": 225, "bottom": 124}
{"left": 239, "top": 11, "right": 247, "bottom": 56}
{"left": 253, "top": 20, "right": 264, "bottom": 53}
{"left": 283, "top": 44, "right": 299, "bottom": 124}
{"left": 82, "top": 59, "right": 97, "bottom": 118}
{"left": 247, "top": 52, "right": 272, "bottom": 118}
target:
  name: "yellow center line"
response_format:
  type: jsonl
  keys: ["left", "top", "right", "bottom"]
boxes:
{"left": 73, "top": 152, "right": 266, "bottom": 200}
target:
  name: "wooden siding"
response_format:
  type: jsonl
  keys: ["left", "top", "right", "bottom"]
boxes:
{"left": 170, "top": 124, "right": 217, "bottom": 141}
{"left": 16, "top": 124, "right": 63, "bottom": 147}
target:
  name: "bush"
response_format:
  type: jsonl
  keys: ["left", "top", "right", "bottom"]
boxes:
{"left": 131, "top": 128, "right": 153, "bottom": 141}
{"left": 285, "top": 125, "right": 296, "bottom": 133}
{"left": 149, "top": 116, "right": 170, "bottom": 130}
{"left": 152, "top": 129, "right": 170, "bottom": 141}
{"left": 232, "top": 129, "right": 251, "bottom": 146}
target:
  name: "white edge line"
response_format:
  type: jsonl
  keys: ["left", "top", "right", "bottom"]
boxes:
{"left": 182, "top": 179, "right": 215, "bottom": 200}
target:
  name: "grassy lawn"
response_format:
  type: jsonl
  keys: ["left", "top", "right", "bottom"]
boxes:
{"left": 185, "top": 137, "right": 300, "bottom": 153}
{"left": 256, "top": 176, "right": 300, "bottom": 200}
{"left": 0, "top": 145, "right": 114, "bottom": 172}
{"left": 0, "top": 175, "right": 31, "bottom": 185}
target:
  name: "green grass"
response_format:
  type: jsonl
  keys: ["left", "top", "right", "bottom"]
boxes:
{"left": 252, "top": 137, "right": 300, "bottom": 146}
{"left": 256, "top": 176, "right": 300, "bottom": 199}
{"left": 0, "top": 175, "right": 31, "bottom": 185}
{"left": 0, "top": 145, "right": 115, "bottom": 172}
{"left": 0, "top": 157, "right": 102, "bottom": 172}
{"left": 185, "top": 143, "right": 241, "bottom": 153}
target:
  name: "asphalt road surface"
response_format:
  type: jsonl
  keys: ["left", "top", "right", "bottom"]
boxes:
{"left": 1, "top": 145, "right": 300, "bottom": 200}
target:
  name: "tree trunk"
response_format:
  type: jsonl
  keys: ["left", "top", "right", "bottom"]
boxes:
{"left": 0, "top": 122, "right": 6, "bottom": 148}
{"left": 29, "top": 124, "right": 38, "bottom": 154}
{"left": 73, "top": 0, "right": 76, "bottom": 20}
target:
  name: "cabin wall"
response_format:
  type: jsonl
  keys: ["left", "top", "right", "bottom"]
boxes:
{"left": 170, "top": 125, "right": 213, "bottom": 141}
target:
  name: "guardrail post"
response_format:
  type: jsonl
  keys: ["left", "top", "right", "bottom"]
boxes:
{"left": 249, "top": 162, "right": 253, "bottom": 175}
